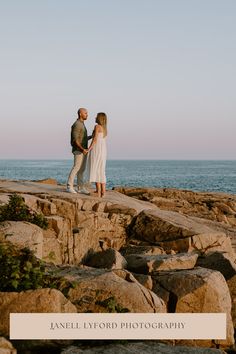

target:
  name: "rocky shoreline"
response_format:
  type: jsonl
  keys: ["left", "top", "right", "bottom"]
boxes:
{"left": 0, "top": 179, "right": 236, "bottom": 353}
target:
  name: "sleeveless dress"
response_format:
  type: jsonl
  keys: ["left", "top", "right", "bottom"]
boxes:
{"left": 88, "top": 132, "right": 107, "bottom": 183}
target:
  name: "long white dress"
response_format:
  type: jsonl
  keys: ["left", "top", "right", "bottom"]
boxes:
{"left": 88, "top": 132, "right": 107, "bottom": 183}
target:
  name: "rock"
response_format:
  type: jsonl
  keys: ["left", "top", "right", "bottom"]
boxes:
{"left": 50, "top": 198, "right": 76, "bottom": 223}
{"left": 125, "top": 252, "right": 198, "bottom": 274}
{"left": 81, "top": 199, "right": 98, "bottom": 212}
{"left": 61, "top": 342, "right": 227, "bottom": 353}
{"left": 191, "top": 232, "right": 234, "bottom": 255}
{"left": 0, "top": 180, "right": 156, "bottom": 265}
{"left": 92, "top": 201, "right": 107, "bottom": 212}
{"left": 104, "top": 203, "right": 137, "bottom": 216}
{"left": 196, "top": 252, "right": 236, "bottom": 280}
{"left": 34, "top": 178, "right": 58, "bottom": 185}
{"left": 131, "top": 209, "right": 234, "bottom": 255}
{"left": 37, "top": 199, "right": 57, "bottom": 216}
{"left": 0, "top": 221, "right": 43, "bottom": 259}
{"left": 121, "top": 244, "right": 165, "bottom": 257}
{"left": 0, "top": 180, "right": 156, "bottom": 215}
{"left": 152, "top": 267, "right": 234, "bottom": 348}
{"left": 0, "top": 181, "right": 235, "bottom": 351}
{"left": 0, "top": 288, "right": 77, "bottom": 336}
{"left": 13, "top": 339, "right": 74, "bottom": 354}
{"left": 114, "top": 186, "right": 236, "bottom": 242}
{"left": 99, "top": 239, "right": 110, "bottom": 250}
{"left": 113, "top": 186, "right": 154, "bottom": 198}
{"left": 72, "top": 222, "right": 102, "bottom": 264}
{"left": 197, "top": 251, "right": 236, "bottom": 327}
{"left": 214, "top": 202, "right": 235, "bottom": 216}
{"left": 131, "top": 273, "right": 153, "bottom": 290}
{"left": 132, "top": 209, "right": 220, "bottom": 242}
{"left": 104, "top": 190, "right": 157, "bottom": 214}
{"left": 84, "top": 248, "right": 127, "bottom": 269}
{"left": 43, "top": 215, "right": 72, "bottom": 264}
{"left": 20, "top": 193, "right": 41, "bottom": 211}
{"left": 52, "top": 266, "right": 166, "bottom": 314}
{"left": 39, "top": 196, "right": 153, "bottom": 266}
{"left": 20, "top": 193, "right": 57, "bottom": 215}
{"left": 0, "top": 337, "right": 17, "bottom": 354}
{"left": 228, "top": 276, "right": 236, "bottom": 330}
{"left": 190, "top": 215, "right": 236, "bottom": 259}
{"left": 72, "top": 210, "right": 130, "bottom": 263}
{"left": 0, "top": 195, "right": 10, "bottom": 206}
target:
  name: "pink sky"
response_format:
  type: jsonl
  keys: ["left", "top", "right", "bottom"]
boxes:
{"left": 1, "top": 0, "right": 235, "bottom": 159}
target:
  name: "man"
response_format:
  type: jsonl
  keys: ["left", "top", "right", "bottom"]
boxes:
{"left": 67, "top": 108, "right": 91, "bottom": 194}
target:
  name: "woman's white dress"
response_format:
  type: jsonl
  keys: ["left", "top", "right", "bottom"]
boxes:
{"left": 88, "top": 132, "right": 107, "bottom": 183}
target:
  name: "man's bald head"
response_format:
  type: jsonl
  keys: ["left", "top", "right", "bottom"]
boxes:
{"left": 78, "top": 108, "right": 88, "bottom": 121}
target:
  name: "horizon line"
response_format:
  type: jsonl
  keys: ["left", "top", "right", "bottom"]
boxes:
{"left": 0, "top": 158, "right": 236, "bottom": 162}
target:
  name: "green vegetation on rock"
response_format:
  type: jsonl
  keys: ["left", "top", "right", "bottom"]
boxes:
{"left": 96, "top": 296, "right": 130, "bottom": 313}
{"left": 0, "top": 242, "right": 75, "bottom": 294}
{"left": 0, "top": 242, "right": 46, "bottom": 291}
{"left": 0, "top": 193, "right": 48, "bottom": 229}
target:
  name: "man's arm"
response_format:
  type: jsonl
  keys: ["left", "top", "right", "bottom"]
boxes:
{"left": 75, "top": 139, "right": 88, "bottom": 155}
{"left": 72, "top": 124, "right": 88, "bottom": 154}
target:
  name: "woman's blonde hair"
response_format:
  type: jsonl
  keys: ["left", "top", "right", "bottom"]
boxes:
{"left": 96, "top": 112, "right": 107, "bottom": 137}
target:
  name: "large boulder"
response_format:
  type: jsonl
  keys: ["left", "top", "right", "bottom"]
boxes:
{"left": 0, "top": 221, "right": 43, "bottom": 259}
{"left": 197, "top": 251, "right": 236, "bottom": 328}
{"left": 115, "top": 187, "right": 236, "bottom": 254}
{"left": 152, "top": 267, "right": 234, "bottom": 348}
{"left": 0, "top": 288, "right": 77, "bottom": 337}
{"left": 131, "top": 209, "right": 234, "bottom": 255}
{"left": 51, "top": 266, "right": 166, "bottom": 314}
{"left": 125, "top": 252, "right": 198, "bottom": 274}
{"left": 189, "top": 215, "right": 236, "bottom": 258}
{"left": 84, "top": 248, "right": 127, "bottom": 269}
{"left": 104, "top": 203, "right": 137, "bottom": 216}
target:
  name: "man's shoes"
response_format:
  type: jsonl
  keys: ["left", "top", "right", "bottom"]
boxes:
{"left": 66, "top": 186, "right": 77, "bottom": 194}
{"left": 78, "top": 187, "right": 90, "bottom": 195}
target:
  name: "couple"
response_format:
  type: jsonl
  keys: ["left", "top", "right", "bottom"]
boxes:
{"left": 67, "top": 107, "right": 107, "bottom": 198}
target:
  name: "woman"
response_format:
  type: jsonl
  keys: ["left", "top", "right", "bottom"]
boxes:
{"left": 88, "top": 112, "right": 107, "bottom": 197}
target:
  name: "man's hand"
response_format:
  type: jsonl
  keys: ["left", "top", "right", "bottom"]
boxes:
{"left": 83, "top": 149, "right": 89, "bottom": 155}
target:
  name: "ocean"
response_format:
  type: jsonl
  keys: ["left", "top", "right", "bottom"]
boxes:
{"left": 0, "top": 160, "right": 235, "bottom": 195}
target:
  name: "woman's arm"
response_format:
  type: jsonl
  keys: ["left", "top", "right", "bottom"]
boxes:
{"left": 88, "top": 125, "right": 99, "bottom": 151}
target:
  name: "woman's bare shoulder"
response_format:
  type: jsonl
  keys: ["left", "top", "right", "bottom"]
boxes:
{"left": 94, "top": 124, "right": 103, "bottom": 132}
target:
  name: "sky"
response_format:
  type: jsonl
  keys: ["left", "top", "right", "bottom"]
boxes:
{"left": 0, "top": 0, "right": 235, "bottom": 160}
